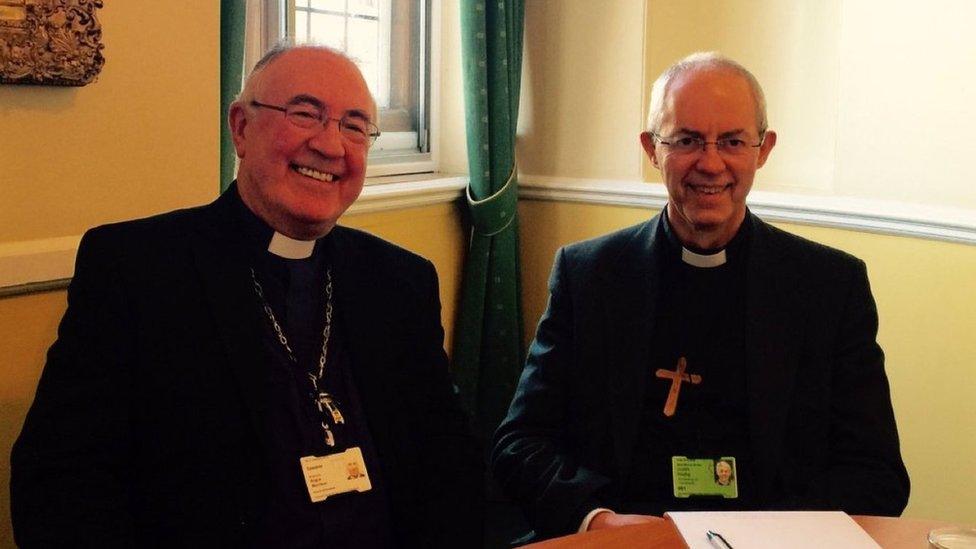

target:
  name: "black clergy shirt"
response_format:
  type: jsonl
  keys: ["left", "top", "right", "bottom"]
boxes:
{"left": 623, "top": 212, "right": 756, "bottom": 515}
{"left": 234, "top": 197, "right": 395, "bottom": 548}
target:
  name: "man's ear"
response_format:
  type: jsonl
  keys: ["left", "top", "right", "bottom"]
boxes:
{"left": 639, "top": 131, "right": 660, "bottom": 169}
{"left": 229, "top": 102, "right": 248, "bottom": 159}
{"left": 756, "top": 130, "right": 777, "bottom": 168}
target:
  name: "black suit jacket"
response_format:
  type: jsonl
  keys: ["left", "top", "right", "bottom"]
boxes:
{"left": 490, "top": 212, "right": 909, "bottom": 540}
{"left": 11, "top": 188, "right": 483, "bottom": 547}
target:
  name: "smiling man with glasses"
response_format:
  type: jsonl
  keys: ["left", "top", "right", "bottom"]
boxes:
{"left": 12, "top": 44, "right": 483, "bottom": 548}
{"left": 491, "top": 52, "right": 909, "bottom": 542}
{"left": 229, "top": 47, "right": 379, "bottom": 241}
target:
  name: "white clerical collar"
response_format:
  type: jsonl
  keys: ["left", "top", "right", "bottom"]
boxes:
{"left": 268, "top": 231, "right": 316, "bottom": 259}
{"left": 681, "top": 247, "right": 727, "bottom": 268}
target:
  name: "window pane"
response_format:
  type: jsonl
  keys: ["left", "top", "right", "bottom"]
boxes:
{"left": 310, "top": 0, "right": 344, "bottom": 11}
{"left": 348, "top": 18, "right": 381, "bottom": 104}
{"left": 288, "top": 0, "right": 428, "bottom": 159}
{"left": 349, "top": 0, "right": 380, "bottom": 17}
{"left": 308, "top": 13, "right": 346, "bottom": 50}
{"left": 294, "top": 10, "right": 308, "bottom": 42}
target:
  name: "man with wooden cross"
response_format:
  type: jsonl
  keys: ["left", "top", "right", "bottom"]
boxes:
{"left": 490, "top": 52, "right": 909, "bottom": 541}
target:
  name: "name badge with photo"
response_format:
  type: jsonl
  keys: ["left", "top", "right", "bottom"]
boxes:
{"left": 672, "top": 455, "right": 738, "bottom": 498}
{"left": 300, "top": 447, "right": 372, "bottom": 503}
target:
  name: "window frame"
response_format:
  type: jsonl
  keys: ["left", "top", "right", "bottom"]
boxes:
{"left": 245, "top": 0, "right": 439, "bottom": 179}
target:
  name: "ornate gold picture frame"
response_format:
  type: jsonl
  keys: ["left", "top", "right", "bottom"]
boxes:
{"left": 0, "top": 0, "right": 104, "bottom": 86}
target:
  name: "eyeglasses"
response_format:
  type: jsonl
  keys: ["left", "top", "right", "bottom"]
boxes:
{"left": 654, "top": 133, "right": 764, "bottom": 157}
{"left": 250, "top": 100, "right": 381, "bottom": 146}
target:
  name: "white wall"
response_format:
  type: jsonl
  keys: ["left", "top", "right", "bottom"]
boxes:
{"left": 833, "top": 0, "right": 976, "bottom": 207}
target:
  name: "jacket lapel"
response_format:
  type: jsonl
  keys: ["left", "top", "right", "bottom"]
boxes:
{"left": 189, "top": 191, "right": 273, "bottom": 457}
{"left": 605, "top": 215, "right": 667, "bottom": 477}
{"left": 327, "top": 229, "right": 398, "bottom": 466}
{"left": 743, "top": 215, "right": 801, "bottom": 491}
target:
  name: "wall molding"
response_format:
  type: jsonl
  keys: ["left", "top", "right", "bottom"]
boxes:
{"left": 518, "top": 175, "right": 976, "bottom": 246}
{"left": 5, "top": 174, "right": 974, "bottom": 297}
{"left": 0, "top": 236, "right": 80, "bottom": 297}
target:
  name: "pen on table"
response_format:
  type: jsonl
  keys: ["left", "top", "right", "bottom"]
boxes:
{"left": 706, "top": 529, "right": 734, "bottom": 549}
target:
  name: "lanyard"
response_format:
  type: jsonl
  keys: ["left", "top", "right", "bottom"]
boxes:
{"left": 251, "top": 267, "right": 344, "bottom": 447}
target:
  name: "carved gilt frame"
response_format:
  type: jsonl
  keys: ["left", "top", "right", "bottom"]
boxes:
{"left": 0, "top": 0, "right": 104, "bottom": 86}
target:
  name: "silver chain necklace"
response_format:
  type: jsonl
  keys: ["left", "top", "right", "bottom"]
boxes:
{"left": 251, "top": 267, "right": 345, "bottom": 447}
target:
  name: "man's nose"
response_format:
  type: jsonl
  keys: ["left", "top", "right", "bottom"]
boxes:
{"left": 307, "top": 119, "right": 346, "bottom": 157}
{"left": 694, "top": 142, "right": 727, "bottom": 174}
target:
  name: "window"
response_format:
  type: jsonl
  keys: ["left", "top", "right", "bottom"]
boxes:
{"left": 246, "top": 0, "right": 435, "bottom": 177}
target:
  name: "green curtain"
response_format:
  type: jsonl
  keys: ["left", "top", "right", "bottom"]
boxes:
{"left": 454, "top": 0, "right": 525, "bottom": 443}
{"left": 220, "top": 0, "right": 246, "bottom": 193}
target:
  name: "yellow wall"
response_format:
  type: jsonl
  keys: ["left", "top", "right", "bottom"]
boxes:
{"left": 643, "top": 0, "right": 839, "bottom": 192}
{"left": 518, "top": 200, "right": 976, "bottom": 525}
{"left": 0, "top": 3, "right": 221, "bottom": 242}
{"left": 437, "top": 0, "right": 469, "bottom": 174}
{"left": 0, "top": 292, "right": 66, "bottom": 547}
{"left": 517, "top": 0, "right": 646, "bottom": 179}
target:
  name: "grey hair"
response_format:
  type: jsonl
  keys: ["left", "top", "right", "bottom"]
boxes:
{"left": 645, "top": 51, "right": 768, "bottom": 135}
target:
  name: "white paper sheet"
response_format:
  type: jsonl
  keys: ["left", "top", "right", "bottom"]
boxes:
{"left": 665, "top": 511, "right": 881, "bottom": 549}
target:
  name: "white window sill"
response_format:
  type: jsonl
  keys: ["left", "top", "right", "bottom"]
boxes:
{"left": 349, "top": 173, "right": 466, "bottom": 215}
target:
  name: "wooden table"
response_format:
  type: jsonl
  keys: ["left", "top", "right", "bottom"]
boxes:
{"left": 525, "top": 515, "right": 964, "bottom": 548}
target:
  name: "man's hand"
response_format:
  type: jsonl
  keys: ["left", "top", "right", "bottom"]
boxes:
{"left": 587, "top": 511, "right": 665, "bottom": 531}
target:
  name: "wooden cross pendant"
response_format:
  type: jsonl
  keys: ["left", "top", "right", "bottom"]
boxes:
{"left": 655, "top": 356, "right": 702, "bottom": 417}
